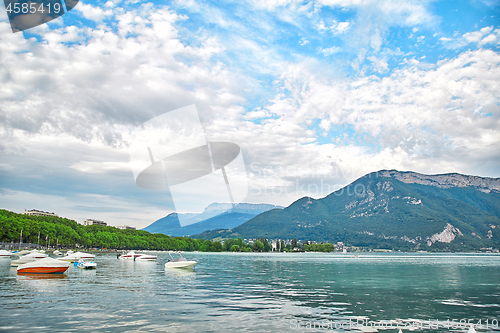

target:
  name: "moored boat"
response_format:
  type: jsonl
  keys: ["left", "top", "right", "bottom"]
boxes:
{"left": 12, "top": 250, "right": 31, "bottom": 256}
{"left": 75, "top": 259, "right": 97, "bottom": 269}
{"left": 135, "top": 254, "right": 157, "bottom": 261}
{"left": 118, "top": 251, "right": 141, "bottom": 260}
{"left": 11, "top": 252, "right": 49, "bottom": 267}
{"left": 17, "top": 257, "right": 70, "bottom": 274}
{"left": 58, "top": 251, "right": 95, "bottom": 262}
{"left": 0, "top": 250, "right": 12, "bottom": 257}
{"left": 164, "top": 252, "right": 196, "bottom": 269}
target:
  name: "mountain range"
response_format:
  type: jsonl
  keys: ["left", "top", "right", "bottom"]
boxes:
{"left": 193, "top": 170, "right": 500, "bottom": 251}
{"left": 142, "top": 203, "right": 283, "bottom": 236}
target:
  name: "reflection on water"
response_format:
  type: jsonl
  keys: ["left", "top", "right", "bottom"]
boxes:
{"left": 165, "top": 267, "right": 196, "bottom": 277}
{"left": 0, "top": 252, "right": 499, "bottom": 332}
{"left": 16, "top": 274, "right": 67, "bottom": 280}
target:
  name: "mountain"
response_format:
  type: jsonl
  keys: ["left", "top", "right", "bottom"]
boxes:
{"left": 142, "top": 203, "right": 283, "bottom": 236}
{"left": 193, "top": 170, "right": 500, "bottom": 251}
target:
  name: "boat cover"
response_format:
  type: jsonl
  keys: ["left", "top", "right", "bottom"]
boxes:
{"left": 73, "top": 252, "right": 95, "bottom": 258}
{"left": 19, "top": 252, "right": 47, "bottom": 260}
{"left": 17, "top": 257, "right": 70, "bottom": 270}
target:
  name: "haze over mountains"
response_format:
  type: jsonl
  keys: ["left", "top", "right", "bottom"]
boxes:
{"left": 195, "top": 170, "right": 500, "bottom": 251}
{"left": 142, "top": 203, "right": 283, "bottom": 236}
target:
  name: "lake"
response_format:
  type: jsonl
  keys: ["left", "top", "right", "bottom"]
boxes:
{"left": 1, "top": 252, "right": 499, "bottom": 332}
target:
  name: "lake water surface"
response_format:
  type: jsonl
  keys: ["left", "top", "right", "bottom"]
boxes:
{"left": 1, "top": 252, "right": 499, "bottom": 332}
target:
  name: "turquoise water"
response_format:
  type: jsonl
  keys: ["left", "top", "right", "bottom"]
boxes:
{"left": 1, "top": 252, "right": 499, "bottom": 332}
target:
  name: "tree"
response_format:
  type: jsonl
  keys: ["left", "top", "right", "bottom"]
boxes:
{"left": 211, "top": 241, "right": 222, "bottom": 252}
{"left": 253, "top": 240, "right": 264, "bottom": 252}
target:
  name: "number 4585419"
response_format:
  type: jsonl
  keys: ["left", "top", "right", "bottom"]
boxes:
{"left": 5, "top": 2, "right": 62, "bottom": 14}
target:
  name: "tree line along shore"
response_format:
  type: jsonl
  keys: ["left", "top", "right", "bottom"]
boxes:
{"left": 0, "top": 210, "right": 334, "bottom": 253}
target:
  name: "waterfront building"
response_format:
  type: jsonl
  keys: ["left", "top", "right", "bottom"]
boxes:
{"left": 83, "top": 219, "right": 107, "bottom": 226}
{"left": 24, "top": 209, "right": 58, "bottom": 217}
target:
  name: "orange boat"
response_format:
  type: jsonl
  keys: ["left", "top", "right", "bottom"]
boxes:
{"left": 17, "top": 257, "right": 70, "bottom": 274}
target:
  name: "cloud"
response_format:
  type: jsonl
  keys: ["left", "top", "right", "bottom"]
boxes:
{"left": 251, "top": 49, "right": 500, "bottom": 187}
{"left": 1, "top": 0, "right": 499, "bottom": 219}
{"left": 333, "top": 21, "right": 351, "bottom": 34}
{"left": 367, "top": 55, "right": 388, "bottom": 72}
{"left": 76, "top": 3, "right": 114, "bottom": 21}
{"left": 320, "top": 46, "right": 342, "bottom": 56}
{"left": 299, "top": 37, "right": 309, "bottom": 45}
{"left": 441, "top": 26, "right": 499, "bottom": 49}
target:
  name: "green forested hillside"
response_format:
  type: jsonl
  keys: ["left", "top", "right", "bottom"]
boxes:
{"left": 0, "top": 209, "right": 202, "bottom": 250}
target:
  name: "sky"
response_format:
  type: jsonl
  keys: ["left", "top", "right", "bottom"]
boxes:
{"left": 0, "top": 0, "right": 499, "bottom": 228}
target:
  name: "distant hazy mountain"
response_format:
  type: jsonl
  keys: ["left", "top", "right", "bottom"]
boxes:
{"left": 142, "top": 203, "right": 283, "bottom": 236}
{"left": 194, "top": 170, "right": 500, "bottom": 251}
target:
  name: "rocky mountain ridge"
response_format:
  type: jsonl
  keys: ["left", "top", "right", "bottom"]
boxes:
{"left": 379, "top": 170, "right": 500, "bottom": 193}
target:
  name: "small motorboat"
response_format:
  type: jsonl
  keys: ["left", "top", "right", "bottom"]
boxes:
{"left": 53, "top": 250, "right": 63, "bottom": 256}
{"left": 0, "top": 250, "right": 12, "bottom": 258}
{"left": 135, "top": 254, "right": 157, "bottom": 261}
{"left": 58, "top": 251, "right": 95, "bottom": 262}
{"left": 118, "top": 251, "right": 157, "bottom": 261}
{"left": 164, "top": 252, "right": 196, "bottom": 269}
{"left": 28, "top": 251, "right": 48, "bottom": 258}
{"left": 12, "top": 250, "right": 31, "bottom": 256}
{"left": 75, "top": 259, "right": 97, "bottom": 269}
{"left": 17, "top": 257, "right": 70, "bottom": 274}
{"left": 118, "top": 251, "right": 139, "bottom": 260}
{"left": 11, "top": 252, "right": 48, "bottom": 267}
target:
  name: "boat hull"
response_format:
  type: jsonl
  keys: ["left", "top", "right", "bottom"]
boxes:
{"left": 136, "top": 255, "right": 157, "bottom": 261}
{"left": 165, "top": 261, "right": 196, "bottom": 269}
{"left": 17, "top": 266, "right": 69, "bottom": 274}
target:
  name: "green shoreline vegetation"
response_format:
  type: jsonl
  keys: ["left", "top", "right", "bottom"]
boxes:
{"left": 0, "top": 210, "right": 334, "bottom": 253}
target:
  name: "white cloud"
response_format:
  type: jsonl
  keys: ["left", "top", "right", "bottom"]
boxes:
{"left": 250, "top": 49, "right": 500, "bottom": 193}
{"left": 333, "top": 21, "right": 351, "bottom": 34}
{"left": 441, "top": 26, "right": 499, "bottom": 49}
{"left": 299, "top": 37, "right": 309, "bottom": 45}
{"left": 367, "top": 55, "right": 388, "bottom": 72}
{"left": 321, "top": 46, "right": 342, "bottom": 56}
{"left": 76, "top": 3, "right": 114, "bottom": 21}
{"left": 1, "top": 0, "right": 499, "bottom": 216}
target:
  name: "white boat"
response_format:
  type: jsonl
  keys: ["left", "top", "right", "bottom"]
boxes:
{"left": 0, "top": 250, "right": 12, "bottom": 257}
{"left": 164, "top": 252, "right": 196, "bottom": 269}
{"left": 136, "top": 254, "right": 157, "bottom": 261}
{"left": 58, "top": 251, "right": 95, "bottom": 262}
{"left": 53, "top": 250, "right": 63, "bottom": 256}
{"left": 118, "top": 250, "right": 138, "bottom": 260}
{"left": 12, "top": 250, "right": 31, "bottom": 256}
{"left": 118, "top": 251, "right": 139, "bottom": 260}
{"left": 11, "top": 252, "right": 49, "bottom": 266}
{"left": 75, "top": 259, "right": 97, "bottom": 269}
{"left": 117, "top": 250, "right": 157, "bottom": 261}
{"left": 17, "top": 257, "right": 70, "bottom": 274}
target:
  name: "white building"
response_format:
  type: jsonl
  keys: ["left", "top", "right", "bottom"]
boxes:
{"left": 24, "top": 209, "right": 58, "bottom": 217}
{"left": 83, "top": 219, "right": 107, "bottom": 226}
